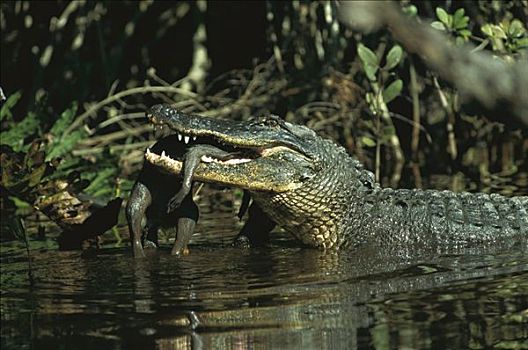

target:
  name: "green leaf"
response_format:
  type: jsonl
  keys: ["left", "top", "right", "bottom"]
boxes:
{"left": 481, "top": 24, "right": 493, "bottom": 37}
{"left": 357, "top": 44, "right": 378, "bottom": 68}
{"left": 481, "top": 24, "right": 507, "bottom": 39}
{"left": 46, "top": 130, "right": 85, "bottom": 161}
{"left": 49, "top": 103, "right": 77, "bottom": 136}
{"left": 515, "top": 37, "right": 528, "bottom": 49}
{"left": 459, "top": 29, "right": 471, "bottom": 38}
{"left": 0, "top": 91, "right": 22, "bottom": 121}
{"left": 452, "top": 8, "right": 468, "bottom": 30}
{"left": 453, "top": 8, "right": 465, "bottom": 22}
{"left": 455, "top": 37, "right": 465, "bottom": 46}
{"left": 46, "top": 104, "right": 85, "bottom": 161}
{"left": 508, "top": 19, "right": 525, "bottom": 38}
{"left": 382, "top": 79, "right": 403, "bottom": 103}
{"left": 357, "top": 44, "right": 379, "bottom": 81}
{"left": 431, "top": 21, "right": 445, "bottom": 31}
{"left": 83, "top": 167, "right": 116, "bottom": 195}
{"left": 360, "top": 136, "right": 376, "bottom": 148}
{"left": 363, "top": 64, "right": 378, "bottom": 81}
{"left": 0, "top": 112, "right": 40, "bottom": 151}
{"left": 384, "top": 45, "right": 403, "bottom": 70}
{"left": 453, "top": 16, "right": 469, "bottom": 30}
{"left": 436, "top": 8, "right": 450, "bottom": 27}
{"left": 402, "top": 5, "right": 417, "bottom": 17}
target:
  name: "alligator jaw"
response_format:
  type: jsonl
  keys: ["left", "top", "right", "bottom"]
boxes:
{"left": 144, "top": 104, "right": 316, "bottom": 192}
{"left": 144, "top": 146, "right": 311, "bottom": 193}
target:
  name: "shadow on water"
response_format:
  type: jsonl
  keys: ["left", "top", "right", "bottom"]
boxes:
{"left": 1, "top": 188, "right": 528, "bottom": 349}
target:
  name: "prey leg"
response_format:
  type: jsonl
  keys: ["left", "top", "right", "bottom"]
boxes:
{"left": 234, "top": 202, "right": 276, "bottom": 247}
{"left": 126, "top": 181, "right": 152, "bottom": 258}
{"left": 167, "top": 145, "right": 232, "bottom": 213}
{"left": 237, "top": 190, "right": 251, "bottom": 220}
{"left": 171, "top": 193, "right": 200, "bottom": 256}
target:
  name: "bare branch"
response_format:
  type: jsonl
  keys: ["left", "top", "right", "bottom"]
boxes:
{"left": 337, "top": 1, "right": 528, "bottom": 126}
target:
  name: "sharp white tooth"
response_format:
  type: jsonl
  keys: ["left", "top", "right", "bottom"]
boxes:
{"left": 161, "top": 150, "right": 166, "bottom": 157}
{"left": 201, "top": 155, "right": 213, "bottom": 163}
{"left": 224, "top": 158, "right": 252, "bottom": 165}
{"left": 146, "top": 148, "right": 151, "bottom": 154}
{"left": 184, "top": 136, "right": 190, "bottom": 144}
{"left": 192, "top": 136, "right": 197, "bottom": 141}
{"left": 178, "top": 134, "right": 182, "bottom": 141}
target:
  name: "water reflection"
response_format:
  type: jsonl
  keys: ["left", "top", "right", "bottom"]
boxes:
{"left": 2, "top": 239, "right": 527, "bottom": 349}
{"left": 1, "top": 188, "right": 527, "bottom": 349}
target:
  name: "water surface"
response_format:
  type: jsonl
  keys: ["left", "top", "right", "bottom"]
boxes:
{"left": 1, "top": 190, "right": 527, "bottom": 349}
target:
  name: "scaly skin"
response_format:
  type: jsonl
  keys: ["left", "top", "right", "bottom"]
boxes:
{"left": 143, "top": 104, "right": 527, "bottom": 253}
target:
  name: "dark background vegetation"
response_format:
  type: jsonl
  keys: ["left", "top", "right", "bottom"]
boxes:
{"left": 1, "top": 0, "right": 527, "bottom": 243}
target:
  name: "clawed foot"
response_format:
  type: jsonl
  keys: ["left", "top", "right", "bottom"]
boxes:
{"left": 171, "top": 243, "right": 190, "bottom": 256}
{"left": 167, "top": 193, "right": 186, "bottom": 213}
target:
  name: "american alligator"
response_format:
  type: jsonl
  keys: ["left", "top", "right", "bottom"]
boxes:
{"left": 140, "top": 104, "right": 527, "bottom": 254}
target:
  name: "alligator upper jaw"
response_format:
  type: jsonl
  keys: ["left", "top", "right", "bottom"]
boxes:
{"left": 146, "top": 104, "right": 314, "bottom": 157}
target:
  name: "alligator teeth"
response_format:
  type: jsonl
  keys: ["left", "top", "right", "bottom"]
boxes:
{"left": 200, "top": 155, "right": 251, "bottom": 165}
{"left": 161, "top": 150, "right": 166, "bottom": 157}
{"left": 184, "top": 136, "right": 190, "bottom": 144}
{"left": 201, "top": 155, "right": 213, "bottom": 163}
{"left": 224, "top": 158, "right": 251, "bottom": 164}
{"left": 146, "top": 148, "right": 151, "bottom": 154}
{"left": 177, "top": 134, "right": 182, "bottom": 141}
{"left": 192, "top": 136, "right": 197, "bottom": 141}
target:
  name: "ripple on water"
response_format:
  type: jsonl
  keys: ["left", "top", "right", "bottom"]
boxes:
{"left": 2, "top": 236, "right": 527, "bottom": 349}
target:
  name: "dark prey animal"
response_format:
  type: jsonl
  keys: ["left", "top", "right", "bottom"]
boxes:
{"left": 141, "top": 104, "right": 527, "bottom": 256}
{"left": 126, "top": 135, "right": 199, "bottom": 258}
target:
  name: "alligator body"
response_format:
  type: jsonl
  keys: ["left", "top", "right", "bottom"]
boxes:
{"left": 142, "top": 104, "right": 528, "bottom": 255}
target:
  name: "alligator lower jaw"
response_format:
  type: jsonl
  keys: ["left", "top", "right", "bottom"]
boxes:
{"left": 144, "top": 148, "right": 305, "bottom": 193}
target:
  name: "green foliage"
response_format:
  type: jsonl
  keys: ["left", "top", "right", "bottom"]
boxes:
{"left": 357, "top": 43, "right": 404, "bottom": 107}
{"left": 82, "top": 167, "right": 118, "bottom": 197}
{"left": 0, "top": 91, "right": 22, "bottom": 122}
{"left": 384, "top": 45, "right": 402, "bottom": 71}
{"left": 432, "top": 7, "right": 471, "bottom": 45}
{"left": 431, "top": 5, "right": 527, "bottom": 55}
{"left": 402, "top": 4, "right": 418, "bottom": 17}
{"left": 357, "top": 44, "right": 379, "bottom": 81}
{"left": 0, "top": 111, "right": 40, "bottom": 152}
{"left": 481, "top": 19, "right": 528, "bottom": 54}
{"left": 46, "top": 104, "right": 86, "bottom": 161}
{"left": 382, "top": 79, "right": 403, "bottom": 104}
{"left": 360, "top": 136, "right": 376, "bottom": 148}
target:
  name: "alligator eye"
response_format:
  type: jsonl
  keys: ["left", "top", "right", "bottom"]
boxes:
{"left": 264, "top": 118, "right": 279, "bottom": 127}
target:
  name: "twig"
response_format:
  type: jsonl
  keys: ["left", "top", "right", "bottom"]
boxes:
{"left": 409, "top": 61, "right": 421, "bottom": 156}
{"left": 97, "top": 112, "right": 144, "bottom": 129}
{"left": 433, "top": 77, "right": 458, "bottom": 160}
{"left": 78, "top": 125, "right": 151, "bottom": 147}
{"left": 66, "top": 86, "right": 198, "bottom": 134}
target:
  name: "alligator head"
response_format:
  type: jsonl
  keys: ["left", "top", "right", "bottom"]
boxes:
{"left": 144, "top": 104, "right": 326, "bottom": 193}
